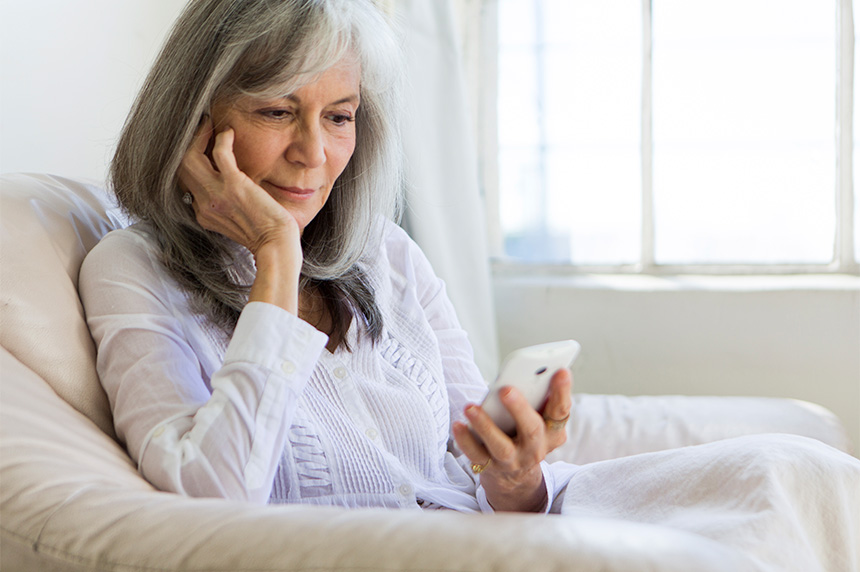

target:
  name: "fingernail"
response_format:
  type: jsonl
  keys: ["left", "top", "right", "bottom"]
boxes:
{"left": 465, "top": 405, "right": 479, "bottom": 419}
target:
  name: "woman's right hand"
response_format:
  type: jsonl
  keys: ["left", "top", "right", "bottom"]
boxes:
{"left": 179, "top": 117, "right": 301, "bottom": 259}
{"left": 178, "top": 117, "right": 303, "bottom": 315}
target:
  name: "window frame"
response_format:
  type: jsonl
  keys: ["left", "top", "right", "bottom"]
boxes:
{"left": 478, "top": 0, "right": 860, "bottom": 276}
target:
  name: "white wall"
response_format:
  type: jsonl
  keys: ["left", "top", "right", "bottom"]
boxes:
{"left": 0, "top": 0, "right": 186, "bottom": 182}
{"left": 495, "top": 274, "right": 860, "bottom": 453}
{"left": 3, "top": 1, "right": 858, "bottom": 453}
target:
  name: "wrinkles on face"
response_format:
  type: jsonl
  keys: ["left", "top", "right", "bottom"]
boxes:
{"left": 209, "top": 60, "right": 361, "bottom": 231}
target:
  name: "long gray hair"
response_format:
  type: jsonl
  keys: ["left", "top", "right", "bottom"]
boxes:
{"left": 111, "top": 0, "right": 404, "bottom": 348}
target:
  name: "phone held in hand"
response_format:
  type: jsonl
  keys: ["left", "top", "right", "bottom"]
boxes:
{"left": 479, "top": 340, "right": 581, "bottom": 437}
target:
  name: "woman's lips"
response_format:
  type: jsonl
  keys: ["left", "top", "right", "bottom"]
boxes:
{"left": 267, "top": 182, "right": 315, "bottom": 199}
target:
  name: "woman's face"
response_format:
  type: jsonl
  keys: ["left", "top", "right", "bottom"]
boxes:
{"left": 210, "top": 60, "right": 361, "bottom": 231}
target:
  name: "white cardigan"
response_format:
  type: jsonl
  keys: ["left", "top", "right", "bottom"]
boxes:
{"left": 80, "top": 220, "right": 577, "bottom": 512}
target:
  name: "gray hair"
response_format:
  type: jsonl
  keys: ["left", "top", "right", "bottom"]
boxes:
{"left": 111, "top": 0, "right": 404, "bottom": 347}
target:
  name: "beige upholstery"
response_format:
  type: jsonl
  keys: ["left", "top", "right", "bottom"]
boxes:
{"left": 0, "top": 173, "right": 122, "bottom": 439}
{"left": 0, "top": 173, "right": 851, "bottom": 571}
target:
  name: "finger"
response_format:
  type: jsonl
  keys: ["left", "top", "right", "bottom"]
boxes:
{"left": 541, "top": 369, "right": 572, "bottom": 450}
{"left": 542, "top": 369, "right": 572, "bottom": 423}
{"left": 451, "top": 420, "right": 491, "bottom": 466}
{"left": 498, "top": 386, "right": 547, "bottom": 451}
{"left": 464, "top": 403, "right": 518, "bottom": 465}
{"left": 210, "top": 127, "right": 241, "bottom": 176}
{"left": 179, "top": 117, "right": 218, "bottom": 193}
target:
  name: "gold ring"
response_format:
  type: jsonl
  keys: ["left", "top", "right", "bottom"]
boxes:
{"left": 470, "top": 458, "right": 491, "bottom": 474}
{"left": 544, "top": 413, "right": 570, "bottom": 431}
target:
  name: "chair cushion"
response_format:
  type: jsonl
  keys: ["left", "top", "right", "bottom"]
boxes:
{"left": 1, "top": 346, "right": 739, "bottom": 572}
{"left": 0, "top": 173, "right": 126, "bottom": 438}
{"left": 550, "top": 393, "right": 852, "bottom": 465}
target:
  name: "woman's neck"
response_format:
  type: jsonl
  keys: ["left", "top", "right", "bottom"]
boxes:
{"left": 299, "top": 288, "right": 340, "bottom": 353}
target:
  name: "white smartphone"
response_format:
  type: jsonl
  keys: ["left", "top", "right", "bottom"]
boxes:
{"left": 479, "top": 340, "right": 581, "bottom": 437}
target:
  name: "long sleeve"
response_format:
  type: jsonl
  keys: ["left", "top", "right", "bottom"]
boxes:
{"left": 388, "top": 224, "right": 580, "bottom": 513}
{"left": 79, "top": 226, "right": 328, "bottom": 503}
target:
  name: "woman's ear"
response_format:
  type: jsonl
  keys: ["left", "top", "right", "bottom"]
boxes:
{"left": 194, "top": 113, "right": 217, "bottom": 168}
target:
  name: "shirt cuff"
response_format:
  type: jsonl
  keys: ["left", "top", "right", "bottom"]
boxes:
{"left": 224, "top": 301, "right": 329, "bottom": 377}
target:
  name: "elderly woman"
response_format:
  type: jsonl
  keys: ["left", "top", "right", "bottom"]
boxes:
{"left": 82, "top": 3, "right": 860, "bottom": 566}
{"left": 80, "top": 0, "right": 576, "bottom": 513}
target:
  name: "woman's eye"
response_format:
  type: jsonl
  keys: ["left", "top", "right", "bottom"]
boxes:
{"left": 260, "top": 109, "right": 292, "bottom": 120}
{"left": 327, "top": 114, "right": 355, "bottom": 126}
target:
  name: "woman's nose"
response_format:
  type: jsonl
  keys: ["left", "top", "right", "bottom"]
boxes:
{"left": 285, "top": 121, "right": 325, "bottom": 168}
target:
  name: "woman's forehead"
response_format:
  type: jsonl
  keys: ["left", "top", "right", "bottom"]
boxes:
{"left": 254, "top": 56, "right": 362, "bottom": 100}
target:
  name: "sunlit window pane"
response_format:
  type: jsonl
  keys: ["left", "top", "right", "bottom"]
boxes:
{"left": 498, "top": 0, "right": 641, "bottom": 264}
{"left": 652, "top": 0, "right": 836, "bottom": 264}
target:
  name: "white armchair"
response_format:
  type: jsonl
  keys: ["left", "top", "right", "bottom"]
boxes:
{"left": 0, "top": 173, "right": 851, "bottom": 572}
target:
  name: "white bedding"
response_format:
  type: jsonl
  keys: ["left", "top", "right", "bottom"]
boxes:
{"left": 561, "top": 433, "right": 860, "bottom": 571}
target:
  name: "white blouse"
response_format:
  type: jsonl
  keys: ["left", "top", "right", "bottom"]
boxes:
{"left": 80, "top": 220, "right": 577, "bottom": 512}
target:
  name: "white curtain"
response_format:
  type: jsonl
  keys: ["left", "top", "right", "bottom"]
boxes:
{"left": 393, "top": 0, "right": 499, "bottom": 380}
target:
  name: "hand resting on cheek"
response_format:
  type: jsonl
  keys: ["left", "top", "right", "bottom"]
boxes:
{"left": 178, "top": 117, "right": 304, "bottom": 315}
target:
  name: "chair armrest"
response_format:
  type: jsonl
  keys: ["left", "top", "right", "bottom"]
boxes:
{"left": 1, "top": 349, "right": 740, "bottom": 572}
{"left": 548, "top": 393, "right": 852, "bottom": 465}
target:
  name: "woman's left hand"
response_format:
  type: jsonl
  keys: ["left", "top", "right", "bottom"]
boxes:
{"left": 452, "top": 368, "right": 572, "bottom": 512}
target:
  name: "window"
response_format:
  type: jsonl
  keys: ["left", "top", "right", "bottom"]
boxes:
{"left": 489, "top": 0, "right": 859, "bottom": 273}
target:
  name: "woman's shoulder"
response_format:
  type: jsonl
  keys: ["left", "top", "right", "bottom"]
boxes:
{"left": 79, "top": 222, "right": 195, "bottom": 320}
{"left": 81, "top": 222, "right": 164, "bottom": 283}
{"left": 377, "top": 218, "right": 424, "bottom": 263}
{"left": 367, "top": 218, "right": 439, "bottom": 289}
{"left": 91, "top": 221, "right": 158, "bottom": 251}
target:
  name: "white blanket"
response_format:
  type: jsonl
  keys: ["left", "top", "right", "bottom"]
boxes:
{"left": 561, "top": 434, "right": 860, "bottom": 571}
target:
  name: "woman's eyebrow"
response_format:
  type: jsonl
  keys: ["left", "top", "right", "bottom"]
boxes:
{"left": 283, "top": 93, "right": 360, "bottom": 106}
